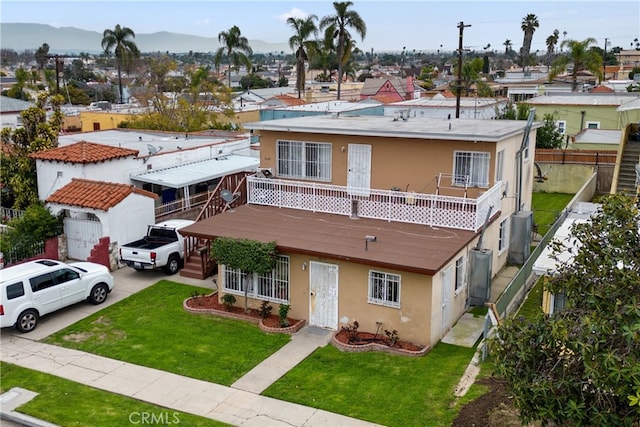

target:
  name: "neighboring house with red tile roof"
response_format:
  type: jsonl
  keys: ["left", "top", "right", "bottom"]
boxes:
{"left": 46, "top": 178, "right": 158, "bottom": 261}
{"left": 30, "top": 141, "right": 140, "bottom": 201}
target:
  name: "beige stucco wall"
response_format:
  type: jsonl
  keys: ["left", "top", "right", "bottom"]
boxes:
{"left": 532, "top": 164, "right": 596, "bottom": 193}
{"left": 258, "top": 130, "right": 511, "bottom": 198}
{"left": 78, "top": 111, "right": 136, "bottom": 132}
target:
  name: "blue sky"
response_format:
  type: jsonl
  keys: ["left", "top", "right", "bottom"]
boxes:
{"left": 2, "top": 0, "right": 639, "bottom": 52}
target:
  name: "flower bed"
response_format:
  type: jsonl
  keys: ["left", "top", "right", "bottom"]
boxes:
{"left": 183, "top": 292, "right": 305, "bottom": 334}
{"left": 332, "top": 330, "right": 431, "bottom": 357}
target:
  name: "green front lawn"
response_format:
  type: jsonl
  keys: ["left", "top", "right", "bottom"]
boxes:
{"left": 44, "top": 280, "right": 290, "bottom": 386}
{"left": 264, "top": 343, "right": 477, "bottom": 427}
{"left": 0, "top": 362, "right": 229, "bottom": 427}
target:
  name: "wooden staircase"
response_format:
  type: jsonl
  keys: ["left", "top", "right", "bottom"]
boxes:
{"left": 179, "top": 171, "right": 252, "bottom": 280}
{"left": 616, "top": 139, "right": 640, "bottom": 195}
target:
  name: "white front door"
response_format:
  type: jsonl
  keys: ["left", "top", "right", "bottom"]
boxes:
{"left": 347, "top": 143, "right": 371, "bottom": 196}
{"left": 309, "top": 261, "right": 338, "bottom": 329}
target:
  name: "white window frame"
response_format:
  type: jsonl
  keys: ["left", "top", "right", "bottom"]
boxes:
{"left": 276, "top": 140, "right": 332, "bottom": 181}
{"left": 454, "top": 256, "right": 466, "bottom": 295}
{"left": 453, "top": 151, "right": 490, "bottom": 188}
{"left": 555, "top": 120, "right": 566, "bottom": 134}
{"left": 498, "top": 218, "right": 509, "bottom": 254}
{"left": 495, "top": 149, "right": 504, "bottom": 182}
{"left": 222, "top": 255, "right": 290, "bottom": 304}
{"left": 368, "top": 270, "right": 401, "bottom": 308}
{"left": 585, "top": 121, "right": 600, "bottom": 129}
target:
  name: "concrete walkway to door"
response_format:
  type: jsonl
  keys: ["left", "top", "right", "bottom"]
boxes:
{"left": 231, "top": 325, "right": 334, "bottom": 394}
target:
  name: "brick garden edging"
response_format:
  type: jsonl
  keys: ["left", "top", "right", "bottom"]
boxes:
{"left": 183, "top": 294, "right": 306, "bottom": 335}
{"left": 331, "top": 333, "right": 431, "bottom": 357}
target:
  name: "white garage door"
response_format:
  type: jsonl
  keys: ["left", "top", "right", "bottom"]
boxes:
{"left": 64, "top": 217, "right": 103, "bottom": 261}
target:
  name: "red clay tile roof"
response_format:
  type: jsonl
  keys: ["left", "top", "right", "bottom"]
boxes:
{"left": 271, "top": 95, "right": 307, "bottom": 106}
{"left": 30, "top": 141, "right": 139, "bottom": 163}
{"left": 46, "top": 178, "right": 158, "bottom": 211}
{"left": 591, "top": 85, "right": 614, "bottom": 93}
{"left": 181, "top": 204, "right": 479, "bottom": 275}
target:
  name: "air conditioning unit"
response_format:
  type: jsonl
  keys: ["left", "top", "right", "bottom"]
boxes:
{"left": 257, "top": 168, "right": 273, "bottom": 178}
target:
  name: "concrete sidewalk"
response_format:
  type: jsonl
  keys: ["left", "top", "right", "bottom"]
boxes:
{"left": 1, "top": 267, "right": 379, "bottom": 426}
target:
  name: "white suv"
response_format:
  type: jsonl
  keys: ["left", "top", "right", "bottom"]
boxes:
{"left": 0, "top": 259, "right": 115, "bottom": 333}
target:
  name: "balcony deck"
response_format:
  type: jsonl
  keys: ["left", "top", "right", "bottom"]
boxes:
{"left": 247, "top": 176, "right": 502, "bottom": 231}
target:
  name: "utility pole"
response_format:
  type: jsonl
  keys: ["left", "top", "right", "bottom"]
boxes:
{"left": 455, "top": 21, "right": 471, "bottom": 119}
{"left": 603, "top": 38, "right": 609, "bottom": 83}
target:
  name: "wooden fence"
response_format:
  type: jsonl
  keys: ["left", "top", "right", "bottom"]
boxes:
{"left": 535, "top": 149, "right": 617, "bottom": 165}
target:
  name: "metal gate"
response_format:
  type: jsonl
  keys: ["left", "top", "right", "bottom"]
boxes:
{"left": 309, "top": 261, "right": 339, "bottom": 330}
{"left": 64, "top": 217, "right": 103, "bottom": 260}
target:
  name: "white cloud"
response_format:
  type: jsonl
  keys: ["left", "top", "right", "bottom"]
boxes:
{"left": 277, "top": 7, "right": 309, "bottom": 23}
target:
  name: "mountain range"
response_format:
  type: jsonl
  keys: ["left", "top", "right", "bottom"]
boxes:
{"left": 1, "top": 23, "right": 290, "bottom": 55}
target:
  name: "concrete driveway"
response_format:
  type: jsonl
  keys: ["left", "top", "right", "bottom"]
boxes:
{"left": 1, "top": 267, "right": 216, "bottom": 341}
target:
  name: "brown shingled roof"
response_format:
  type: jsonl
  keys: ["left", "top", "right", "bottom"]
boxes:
{"left": 181, "top": 204, "right": 478, "bottom": 275}
{"left": 30, "top": 141, "right": 139, "bottom": 163}
{"left": 46, "top": 178, "right": 158, "bottom": 211}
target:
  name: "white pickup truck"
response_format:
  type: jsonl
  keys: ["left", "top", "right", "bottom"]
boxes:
{"left": 119, "top": 220, "right": 194, "bottom": 275}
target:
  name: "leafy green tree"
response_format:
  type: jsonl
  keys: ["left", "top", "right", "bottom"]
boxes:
{"left": 0, "top": 203, "right": 63, "bottom": 263}
{"left": 0, "top": 93, "right": 64, "bottom": 209}
{"left": 6, "top": 67, "right": 31, "bottom": 100}
{"left": 214, "top": 25, "right": 253, "bottom": 88}
{"left": 536, "top": 113, "right": 564, "bottom": 148}
{"left": 550, "top": 38, "right": 603, "bottom": 90}
{"left": 520, "top": 13, "right": 539, "bottom": 71}
{"left": 287, "top": 15, "right": 318, "bottom": 99}
{"left": 320, "top": 1, "right": 366, "bottom": 100}
{"left": 493, "top": 193, "right": 640, "bottom": 425}
{"left": 101, "top": 24, "right": 140, "bottom": 103}
{"left": 211, "top": 238, "right": 277, "bottom": 313}
{"left": 239, "top": 73, "right": 273, "bottom": 90}
{"left": 119, "top": 66, "right": 232, "bottom": 132}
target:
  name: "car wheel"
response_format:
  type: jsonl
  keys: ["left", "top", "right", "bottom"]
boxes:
{"left": 89, "top": 283, "right": 109, "bottom": 305}
{"left": 16, "top": 309, "right": 38, "bottom": 333}
{"left": 164, "top": 256, "right": 180, "bottom": 275}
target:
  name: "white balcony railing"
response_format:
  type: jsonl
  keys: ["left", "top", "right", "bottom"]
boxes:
{"left": 247, "top": 176, "right": 502, "bottom": 231}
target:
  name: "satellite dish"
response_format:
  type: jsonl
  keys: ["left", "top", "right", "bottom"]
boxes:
{"left": 221, "top": 189, "right": 235, "bottom": 203}
{"left": 147, "top": 144, "right": 163, "bottom": 156}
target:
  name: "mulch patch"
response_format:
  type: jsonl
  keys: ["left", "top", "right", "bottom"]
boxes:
{"left": 452, "top": 376, "right": 519, "bottom": 427}
{"left": 333, "top": 329, "right": 424, "bottom": 352}
{"left": 184, "top": 292, "right": 299, "bottom": 328}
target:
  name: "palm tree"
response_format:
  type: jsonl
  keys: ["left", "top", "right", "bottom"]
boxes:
{"left": 550, "top": 38, "right": 603, "bottom": 90}
{"left": 545, "top": 29, "right": 560, "bottom": 71}
{"left": 287, "top": 15, "right": 318, "bottom": 99}
{"left": 214, "top": 25, "right": 253, "bottom": 89}
{"left": 320, "top": 1, "right": 366, "bottom": 100}
{"left": 101, "top": 24, "right": 140, "bottom": 104}
{"left": 503, "top": 39, "right": 512, "bottom": 56}
{"left": 520, "top": 13, "right": 539, "bottom": 72}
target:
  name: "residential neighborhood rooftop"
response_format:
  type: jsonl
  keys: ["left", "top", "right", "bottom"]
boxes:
{"left": 244, "top": 114, "right": 539, "bottom": 142}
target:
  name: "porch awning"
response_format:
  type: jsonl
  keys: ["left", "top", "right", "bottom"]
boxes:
{"left": 131, "top": 155, "right": 259, "bottom": 188}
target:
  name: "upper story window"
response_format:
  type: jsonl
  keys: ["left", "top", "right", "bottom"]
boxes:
{"left": 586, "top": 121, "right": 600, "bottom": 129}
{"left": 277, "top": 140, "right": 332, "bottom": 181}
{"left": 453, "top": 151, "right": 490, "bottom": 187}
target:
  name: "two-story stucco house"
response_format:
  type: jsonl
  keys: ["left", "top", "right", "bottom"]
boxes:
{"left": 180, "top": 115, "right": 540, "bottom": 347}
